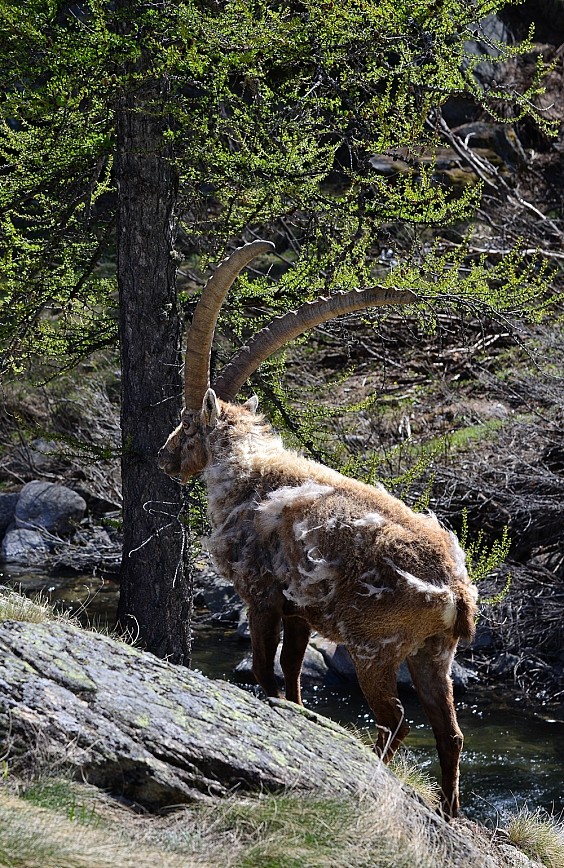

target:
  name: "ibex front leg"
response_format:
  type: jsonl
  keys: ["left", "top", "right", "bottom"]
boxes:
{"left": 280, "top": 615, "right": 310, "bottom": 705}
{"left": 348, "top": 645, "right": 410, "bottom": 761}
{"left": 248, "top": 604, "right": 283, "bottom": 699}
{"left": 406, "top": 635, "right": 463, "bottom": 818}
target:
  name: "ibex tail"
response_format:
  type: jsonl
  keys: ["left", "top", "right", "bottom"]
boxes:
{"left": 454, "top": 584, "right": 478, "bottom": 645}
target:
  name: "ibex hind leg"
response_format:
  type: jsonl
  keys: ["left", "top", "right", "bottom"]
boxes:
{"left": 248, "top": 605, "right": 283, "bottom": 699}
{"left": 406, "top": 635, "right": 462, "bottom": 819}
{"left": 280, "top": 615, "right": 310, "bottom": 705}
{"left": 347, "top": 646, "right": 410, "bottom": 762}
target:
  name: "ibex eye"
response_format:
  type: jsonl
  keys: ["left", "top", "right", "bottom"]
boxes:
{"left": 182, "top": 422, "right": 196, "bottom": 435}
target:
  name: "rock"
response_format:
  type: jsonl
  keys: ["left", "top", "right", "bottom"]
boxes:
{"left": 4, "top": 438, "right": 70, "bottom": 479}
{"left": 0, "top": 493, "right": 19, "bottom": 537}
{"left": 472, "top": 623, "right": 494, "bottom": 650}
{"left": 194, "top": 573, "right": 242, "bottom": 615}
{"left": 464, "top": 14, "right": 508, "bottom": 86}
{"left": 235, "top": 642, "right": 329, "bottom": 686}
{"left": 497, "top": 843, "right": 543, "bottom": 867}
{"left": 443, "top": 14, "right": 509, "bottom": 126}
{"left": 0, "top": 621, "right": 391, "bottom": 804}
{"left": 310, "top": 636, "right": 358, "bottom": 681}
{"left": 237, "top": 606, "right": 250, "bottom": 639}
{"left": 0, "top": 620, "right": 496, "bottom": 866}
{"left": 492, "top": 653, "right": 521, "bottom": 677}
{"left": 1, "top": 528, "right": 48, "bottom": 564}
{"left": 398, "top": 659, "right": 477, "bottom": 691}
{"left": 451, "top": 660, "right": 479, "bottom": 690}
{"left": 451, "top": 122, "right": 526, "bottom": 172}
{"left": 15, "top": 480, "right": 87, "bottom": 536}
{"left": 311, "top": 637, "right": 477, "bottom": 691}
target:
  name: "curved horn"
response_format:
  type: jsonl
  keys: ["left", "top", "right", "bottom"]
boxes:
{"left": 213, "top": 285, "right": 416, "bottom": 402}
{"left": 184, "top": 239, "right": 275, "bottom": 410}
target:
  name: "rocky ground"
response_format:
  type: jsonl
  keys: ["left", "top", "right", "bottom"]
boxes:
{"left": 0, "top": 614, "right": 553, "bottom": 868}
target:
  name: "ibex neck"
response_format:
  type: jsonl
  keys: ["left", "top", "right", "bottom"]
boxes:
{"left": 203, "top": 419, "right": 284, "bottom": 523}
{"left": 203, "top": 416, "right": 346, "bottom": 530}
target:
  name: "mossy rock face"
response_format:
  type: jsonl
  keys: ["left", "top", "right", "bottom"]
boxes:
{"left": 0, "top": 619, "right": 502, "bottom": 866}
{"left": 0, "top": 619, "right": 392, "bottom": 808}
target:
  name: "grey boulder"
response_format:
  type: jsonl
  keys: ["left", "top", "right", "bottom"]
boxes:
{"left": 0, "top": 493, "right": 19, "bottom": 537}
{"left": 311, "top": 636, "right": 477, "bottom": 691}
{"left": 235, "top": 642, "right": 330, "bottom": 686}
{"left": 15, "top": 480, "right": 86, "bottom": 536}
{"left": 1, "top": 528, "right": 48, "bottom": 564}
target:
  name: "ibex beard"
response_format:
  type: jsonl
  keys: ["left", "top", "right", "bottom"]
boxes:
{"left": 158, "top": 240, "right": 478, "bottom": 819}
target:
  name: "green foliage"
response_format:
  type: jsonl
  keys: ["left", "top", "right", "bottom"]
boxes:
{"left": 0, "top": 0, "right": 557, "bottom": 382}
{"left": 458, "top": 507, "right": 511, "bottom": 588}
{"left": 0, "top": 1, "right": 119, "bottom": 375}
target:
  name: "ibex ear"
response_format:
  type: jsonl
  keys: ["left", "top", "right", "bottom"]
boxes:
{"left": 201, "top": 388, "right": 220, "bottom": 428}
{"left": 243, "top": 395, "right": 259, "bottom": 414}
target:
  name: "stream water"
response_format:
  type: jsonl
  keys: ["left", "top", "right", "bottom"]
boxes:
{"left": 3, "top": 566, "right": 563, "bottom": 825}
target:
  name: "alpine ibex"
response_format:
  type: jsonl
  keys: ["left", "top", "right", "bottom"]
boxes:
{"left": 158, "top": 240, "right": 478, "bottom": 817}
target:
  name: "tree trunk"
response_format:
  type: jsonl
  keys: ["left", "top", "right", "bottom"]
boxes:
{"left": 114, "top": 0, "right": 192, "bottom": 664}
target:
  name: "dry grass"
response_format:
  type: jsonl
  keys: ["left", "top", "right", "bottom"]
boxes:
{"left": 503, "top": 805, "right": 564, "bottom": 868}
{"left": 0, "top": 586, "right": 77, "bottom": 625}
{"left": 0, "top": 789, "right": 198, "bottom": 868}
{"left": 0, "top": 776, "right": 473, "bottom": 868}
{"left": 389, "top": 750, "right": 441, "bottom": 811}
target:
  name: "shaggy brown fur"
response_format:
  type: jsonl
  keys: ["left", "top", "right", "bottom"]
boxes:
{"left": 159, "top": 391, "right": 478, "bottom": 818}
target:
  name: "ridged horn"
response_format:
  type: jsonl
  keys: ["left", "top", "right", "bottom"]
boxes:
{"left": 184, "top": 239, "right": 275, "bottom": 410}
{"left": 213, "top": 285, "right": 417, "bottom": 402}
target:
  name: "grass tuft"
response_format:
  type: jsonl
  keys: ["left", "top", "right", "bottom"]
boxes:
{"left": 0, "top": 586, "right": 74, "bottom": 624}
{"left": 0, "top": 789, "right": 194, "bottom": 868}
{"left": 503, "top": 805, "right": 564, "bottom": 868}
{"left": 389, "top": 751, "right": 441, "bottom": 810}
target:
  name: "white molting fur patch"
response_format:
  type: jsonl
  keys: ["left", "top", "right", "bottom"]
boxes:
{"left": 357, "top": 569, "right": 391, "bottom": 599}
{"left": 358, "top": 583, "right": 390, "bottom": 599}
{"left": 353, "top": 512, "right": 386, "bottom": 529}
{"left": 293, "top": 520, "right": 323, "bottom": 542}
{"left": 350, "top": 637, "right": 406, "bottom": 663}
{"left": 255, "top": 481, "right": 334, "bottom": 536}
{"left": 206, "top": 464, "right": 237, "bottom": 497}
{"left": 282, "top": 538, "right": 337, "bottom": 607}
{"left": 441, "top": 593, "right": 457, "bottom": 629}
{"left": 421, "top": 509, "right": 441, "bottom": 528}
{"left": 379, "top": 635, "right": 400, "bottom": 645}
{"left": 232, "top": 427, "right": 287, "bottom": 472}
{"left": 437, "top": 643, "right": 456, "bottom": 664}
{"left": 386, "top": 559, "right": 444, "bottom": 596}
{"left": 271, "top": 546, "right": 288, "bottom": 578}
{"left": 385, "top": 558, "right": 457, "bottom": 627}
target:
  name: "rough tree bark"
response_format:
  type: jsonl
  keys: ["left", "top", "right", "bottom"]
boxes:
{"left": 114, "top": 0, "right": 192, "bottom": 663}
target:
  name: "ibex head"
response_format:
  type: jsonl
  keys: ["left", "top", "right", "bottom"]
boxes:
{"left": 157, "top": 390, "right": 218, "bottom": 482}
{"left": 158, "top": 240, "right": 415, "bottom": 481}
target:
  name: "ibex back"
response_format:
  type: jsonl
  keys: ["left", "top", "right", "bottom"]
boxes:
{"left": 159, "top": 241, "right": 478, "bottom": 817}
